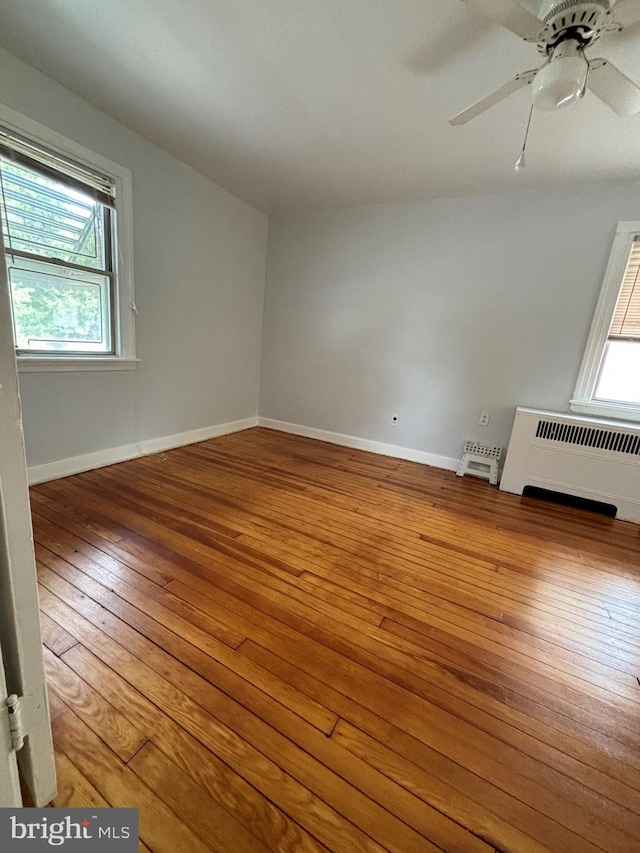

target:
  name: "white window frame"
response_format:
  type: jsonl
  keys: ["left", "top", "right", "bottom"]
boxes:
{"left": 571, "top": 221, "right": 640, "bottom": 422}
{"left": 0, "top": 103, "right": 137, "bottom": 373}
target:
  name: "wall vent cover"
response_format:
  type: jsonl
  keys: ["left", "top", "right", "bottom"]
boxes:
{"left": 535, "top": 419, "right": 640, "bottom": 456}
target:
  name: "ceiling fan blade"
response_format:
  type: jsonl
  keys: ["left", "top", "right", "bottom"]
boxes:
{"left": 458, "top": 0, "right": 543, "bottom": 40}
{"left": 611, "top": 0, "right": 640, "bottom": 28}
{"left": 588, "top": 59, "right": 640, "bottom": 116}
{"left": 449, "top": 70, "right": 537, "bottom": 125}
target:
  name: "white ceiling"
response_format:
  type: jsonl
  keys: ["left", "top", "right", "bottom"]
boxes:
{"left": 0, "top": 0, "right": 639, "bottom": 213}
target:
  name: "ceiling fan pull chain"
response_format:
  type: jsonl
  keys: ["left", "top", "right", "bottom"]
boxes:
{"left": 580, "top": 51, "right": 591, "bottom": 98}
{"left": 514, "top": 104, "right": 534, "bottom": 172}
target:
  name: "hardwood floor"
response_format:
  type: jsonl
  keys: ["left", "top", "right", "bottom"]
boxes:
{"left": 31, "top": 427, "right": 640, "bottom": 852}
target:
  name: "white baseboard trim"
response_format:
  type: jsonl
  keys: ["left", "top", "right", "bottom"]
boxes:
{"left": 258, "top": 417, "right": 459, "bottom": 471}
{"left": 27, "top": 416, "right": 258, "bottom": 485}
{"left": 136, "top": 417, "right": 258, "bottom": 456}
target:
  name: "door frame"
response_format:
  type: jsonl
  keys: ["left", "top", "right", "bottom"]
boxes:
{"left": 0, "top": 228, "right": 56, "bottom": 807}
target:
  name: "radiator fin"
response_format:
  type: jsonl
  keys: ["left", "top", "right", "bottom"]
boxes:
{"left": 535, "top": 419, "right": 640, "bottom": 456}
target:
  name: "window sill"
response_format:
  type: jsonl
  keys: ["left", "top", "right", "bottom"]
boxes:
{"left": 17, "top": 357, "right": 140, "bottom": 373}
{"left": 569, "top": 398, "right": 640, "bottom": 424}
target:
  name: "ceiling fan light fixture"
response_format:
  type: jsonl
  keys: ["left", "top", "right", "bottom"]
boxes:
{"left": 531, "top": 39, "right": 587, "bottom": 111}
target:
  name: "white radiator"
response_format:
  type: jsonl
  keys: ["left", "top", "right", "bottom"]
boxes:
{"left": 500, "top": 407, "right": 640, "bottom": 524}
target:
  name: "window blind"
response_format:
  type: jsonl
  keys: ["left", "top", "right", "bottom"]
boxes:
{"left": 609, "top": 238, "right": 640, "bottom": 341}
{"left": 0, "top": 125, "right": 115, "bottom": 208}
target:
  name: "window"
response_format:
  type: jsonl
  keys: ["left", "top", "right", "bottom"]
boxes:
{"left": 0, "top": 105, "right": 135, "bottom": 371}
{"left": 571, "top": 222, "right": 640, "bottom": 422}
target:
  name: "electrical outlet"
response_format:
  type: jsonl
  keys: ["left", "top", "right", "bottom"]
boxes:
{"left": 391, "top": 414, "right": 399, "bottom": 427}
{"left": 479, "top": 411, "right": 490, "bottom": 426}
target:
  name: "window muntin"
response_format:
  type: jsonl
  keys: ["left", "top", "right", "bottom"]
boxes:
{"left": 0, "top": 135, "right": 117, "bottom": 356}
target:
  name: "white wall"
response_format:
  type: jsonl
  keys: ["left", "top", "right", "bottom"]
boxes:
{"left": 0, "top": 48, "right": 268, "bottom": 468}
{"left": 260, "top": 180, "right": 640, "bottom": 462}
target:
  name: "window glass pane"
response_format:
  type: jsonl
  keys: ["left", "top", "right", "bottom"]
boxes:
{"left": 594, "top": 340, "right": 640, "bottom": 406}
{"left": 8, "top": 256, "right": 112, "bottom": 353}
{"left": 0, "top": 157, "right": 106, "bottom": 270}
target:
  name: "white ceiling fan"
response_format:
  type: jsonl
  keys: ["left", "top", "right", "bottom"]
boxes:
{"left": 450, "top": 0, "right": 640, "bottom": 124}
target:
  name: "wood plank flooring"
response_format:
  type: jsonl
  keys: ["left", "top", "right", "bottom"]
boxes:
{"left": 31, "top": 427, "right": 640, "bottom": 852}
